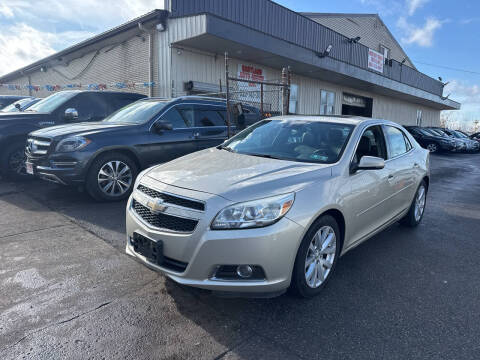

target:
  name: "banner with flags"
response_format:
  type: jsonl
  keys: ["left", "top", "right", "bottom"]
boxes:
{"left": 0, "top": 81, "right": 156, "bottom": 92}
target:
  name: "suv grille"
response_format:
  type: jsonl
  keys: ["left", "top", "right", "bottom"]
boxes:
{"left": 26, "top": 137, "right": 52, "bottom": 156}
{"left": 137, "top": 185, "right": 205, "bottom": 211}
{"left": 132, "top": 199, "right": 198, "bottom": 233}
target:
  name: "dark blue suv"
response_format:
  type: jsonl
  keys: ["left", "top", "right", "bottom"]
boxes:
{"left": 26, "top": 96, "right": 261, "bottom": 201}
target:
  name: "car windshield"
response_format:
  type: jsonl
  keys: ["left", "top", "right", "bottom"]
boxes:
{"left": 102, "top": 99, "right": 169, "bottom": 124}
{"left": 27, "top": 92, "right": 77, "bottom": 113}
{"left": 429, "top": 129, "right": 447, "bottom": 137}
{"left": 221, "top": 119, "right": 354, "bottom": 164}
{"left": 453, "top": 130, "right": 468, "bottom": 138}
{"left": 416, "top": 128, "right": 432, "bottom": 136}
{"left": 0, "top": 98, "right": 32, "bottom": 112}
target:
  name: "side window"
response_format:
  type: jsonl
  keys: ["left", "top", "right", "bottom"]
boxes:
{"left": 194, "top": 107, "right": 226, "bottom": 127}
{"left": 385, "top": 126, "right": 409, "bottom": 158}
{"left": 354, "top": 125, "right": 387, "bottom": 164}
{"left": 64, "top": 93, "right": 108, "bottom": 121}
{"left": 177, "top": 106, "right": 194, "bottom": 127}
{"left": 159, "top": 107, "right": 188, "bottom": 128}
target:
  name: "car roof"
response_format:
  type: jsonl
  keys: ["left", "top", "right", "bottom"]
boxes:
{"left": 266, "top": 115, "right": 388, "bottom": 126}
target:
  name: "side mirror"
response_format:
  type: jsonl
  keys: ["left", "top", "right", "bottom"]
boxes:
{"left": 64, "top": 108, "right": 79, "bottom": 121}
{"left": 153, "top": 120, "right": 173, "bottom": 133}
{"left": 15, "top": 103, "right": 21, "bottom": 110}
{"left": 351, "top": 156, "right": 385, "bottom": 174}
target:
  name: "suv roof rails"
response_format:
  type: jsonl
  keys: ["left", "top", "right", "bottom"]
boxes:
{"left": 174, "top": 95, "right": 227, "bottom": 102}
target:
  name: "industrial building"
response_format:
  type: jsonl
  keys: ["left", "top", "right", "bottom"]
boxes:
{"left": 0, "top": 0, "right": 460, "bottom": 126}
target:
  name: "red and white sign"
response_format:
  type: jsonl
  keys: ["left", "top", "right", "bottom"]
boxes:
{"left": 368, "top": 49, "right": 384, "bottom": 73}
{"left": 237, "top": 64, "right": 265, "bottom": 87}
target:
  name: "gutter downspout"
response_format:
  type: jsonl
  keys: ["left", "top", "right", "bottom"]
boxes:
{"left": 138, "top": 22, "right": 154, "bottom": 97}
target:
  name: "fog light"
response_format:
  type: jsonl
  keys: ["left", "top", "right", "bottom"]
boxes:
{"left": 236, "top": 265, "right": 253, "bottom": 278}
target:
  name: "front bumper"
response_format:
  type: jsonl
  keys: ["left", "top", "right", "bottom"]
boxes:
{"left": 26, "top": 151, "right": 92, "bottom": 185}
{"left": 125, "top": 181, "right": 305, "bottom": 295}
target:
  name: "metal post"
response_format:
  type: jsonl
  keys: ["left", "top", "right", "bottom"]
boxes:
{"left": 281, "top": 67, "right": 288, "bottom": 116}
{"left": 260, "top": 83, "right": 264, "bottom": 115}
{"left": 286, "top": 66, "right": 291, "bottom": 115}
{"left": 225, "top": 52, "right": 231, "bottom": 138}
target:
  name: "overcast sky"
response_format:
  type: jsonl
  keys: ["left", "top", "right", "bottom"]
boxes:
{"left": 0, "top": 0, "right": 478, "bottom": 124}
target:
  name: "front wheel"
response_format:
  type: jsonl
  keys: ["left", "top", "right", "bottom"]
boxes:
{"left": 401, "top": 180, "right": 427, "bottom": 227}
{"left": 86, "top": 152, "right": 138, "bottom": 202}
{"left": 426, "top": 143, "right": 439, "bottom": 153}
{"left": 0, "top": 142, "right": 30, "bottom": 180}
{"left": 290, "top": 215, "right": 341, "bottom": 298}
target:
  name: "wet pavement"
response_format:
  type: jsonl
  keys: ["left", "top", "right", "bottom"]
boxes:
{"left": 1, "top": 152, "right": 479, "bottom": 359}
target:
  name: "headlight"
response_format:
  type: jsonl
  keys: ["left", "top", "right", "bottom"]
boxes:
{"left": 55, "top": 136, "right": 91, "bottom": 153}
{"left": 211, "top": 193, "right": 295, "bottom": 230}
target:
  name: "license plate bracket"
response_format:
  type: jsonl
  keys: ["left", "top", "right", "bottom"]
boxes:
{"left": 132, "top": 233, "right": 164, "bottom": 265}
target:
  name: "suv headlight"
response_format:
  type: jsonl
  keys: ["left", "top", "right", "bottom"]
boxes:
{"left": 211, "top": 193, "right": 295, "bottom": 230}
{"left": 55, "top": 136, "right": 91, "bottom": 153}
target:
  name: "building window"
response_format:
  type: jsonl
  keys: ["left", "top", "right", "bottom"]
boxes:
{"left": 380, "top": 45, "right": 390, "bottom": 60}
{"left": 320, "top": 90, "right": 335, "bottom": 115}
{"left": 416, "top": 110, "right": 423, "bottom": 126}
{"left": 289, "top": 84, "right": 298, "bottom": 114}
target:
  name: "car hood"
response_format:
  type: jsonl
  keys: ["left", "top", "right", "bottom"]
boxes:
{"left": 30, "top": 121, "right": 136, "bottom": 139}
{"left": 145, "top": 148, "right": 333, "bottom": 202}
{"left": 0, "top": 112, "right": 48, "bottom": 121}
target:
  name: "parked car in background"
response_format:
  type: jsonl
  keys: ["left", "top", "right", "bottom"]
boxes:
{"left": 0, "top": 95, "right": 29, "bottom": 110}
{"left": 439, "top": 128, "right": 479, "bottom": 153}
{"left": 404, "top": 126, "right": 456, "bottom": 153}
{"left": 0, "top": 97, "right": 41, "bottom": 113}
{"left": 427, "top": 128, "right": 467, "bottom": 152}
{"left": 469, "top": 132, "right": 480, "bottom": 142}
{"left": 126, "top": 116, "right": 430, "bottom": 298}
{"left": 26, "top": 96, "right": 261, "bottom": 201}
{"left": 0, "top": 90, "right": 146, "bottom": 179}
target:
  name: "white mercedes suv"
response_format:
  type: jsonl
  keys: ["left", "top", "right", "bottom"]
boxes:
{"left": 125, "top": 116, "right": 429, "bottom": 298}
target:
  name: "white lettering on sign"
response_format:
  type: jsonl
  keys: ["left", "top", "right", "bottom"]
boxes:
{"left": 368, "top": 49, "right": 384, "bottom": 73}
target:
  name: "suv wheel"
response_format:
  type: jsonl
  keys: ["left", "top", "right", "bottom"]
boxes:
{"left": 1, "top": 142, "right": 29, "bottom": 180}
{"left": 290, "top": 215, "right": 341, "bottom": 298}
{"left": 426, "top": 143, "right": 438, "bottom": 153}
{"left": 86, "top": 152, "right": 138, "bottom": 202}
{"left": 401, "top": 180, "right": 427, "bottom": 227}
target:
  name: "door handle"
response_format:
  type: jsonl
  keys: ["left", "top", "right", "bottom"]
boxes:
{"left": 414, "top": 163, "right": 419, "bottom": 168}
{"left": 193, "top": 132, "right": 200, "bottom": 138}
{"left": 388, "top": 174, "right": 394, "bottom": 179}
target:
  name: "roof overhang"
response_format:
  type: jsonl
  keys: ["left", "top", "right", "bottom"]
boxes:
{"left": 173, "top": 14, "right": 460, "bottom": 111}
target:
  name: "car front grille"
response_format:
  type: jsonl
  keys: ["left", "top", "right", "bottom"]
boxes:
{"left": 132, "top": 199, "right": 198, "bottom": 233}
{"left": 137, "top": 184, "right": 205, "bottom": 211}
{"left": 26, "top": 137, "right": 52, "bottom": 156}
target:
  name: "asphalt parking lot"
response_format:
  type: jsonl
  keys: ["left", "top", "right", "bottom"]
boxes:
{"left": 1, "top": 152, "right": 480, "bottom": 360}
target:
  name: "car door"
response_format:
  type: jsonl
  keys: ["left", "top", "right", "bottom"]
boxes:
{"left": 190, "top": 104, "right": 229, "bottom": 150}
{"left": 141, "top": 106, "right": 196, "bottom": 166}
{"left": 383, "top": 125, "right": 417, "bottom": 216}
{"left": 346, "top": 125, "right": 394, "bottom": 245}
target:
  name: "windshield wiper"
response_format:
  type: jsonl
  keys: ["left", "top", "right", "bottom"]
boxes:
{"left": 244, "top": 152, "right": 283, "bottom": 160}
{"left": 217, "top": 145, "right": 236, "bottom": 153}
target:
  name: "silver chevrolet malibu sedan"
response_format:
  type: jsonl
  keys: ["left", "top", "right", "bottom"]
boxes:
{"left": 126, "top": 116, "right": 429, "bottom": 298}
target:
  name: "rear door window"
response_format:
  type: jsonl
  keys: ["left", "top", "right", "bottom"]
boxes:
{"left": 159, "top": 107, "right": 189, "bottom": 128}
{"left": 384, "top": 126, "right": 410, "bottom": 158}
{"left": 194, "top": 107, "right": 226, "bottom": 127}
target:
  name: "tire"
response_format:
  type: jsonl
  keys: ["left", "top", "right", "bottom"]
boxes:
{"left": 401, "top": 180, "right": 427, "bottom": 228}
{"left": 85, "top": 152, "right": 138, "bottom": 202}
{"left": 0, "top": 142, "right": 31, "bottom": 181}
{"left": 290, "top": 215, "right": 341, "bottom": 298}
{"left": 426, "top": 143, "right": 439, "bottom": 153}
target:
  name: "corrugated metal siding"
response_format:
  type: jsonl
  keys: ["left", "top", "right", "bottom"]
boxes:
{"left": 169, "top": 0, "right": 443, "bottom": 97}
{"left": 2, "top": 34, "right": 152, "bottom": 98}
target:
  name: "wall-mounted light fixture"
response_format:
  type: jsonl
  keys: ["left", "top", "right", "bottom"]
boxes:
{"left": 401, "top": 57, "right": 407, "bottom": 65}
{"left": 316, "top": 44, "right": 333, "bottom": 58}
{"left": 40, "top": 66, "right": 47, "bottom": 72}
{"left": 348, "top": 36, "right": 361, "bottom": 43}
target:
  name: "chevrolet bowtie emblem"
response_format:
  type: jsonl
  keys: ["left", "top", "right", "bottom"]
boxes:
{"left": 146, "top": 198, "right": 168, "bottom": 214}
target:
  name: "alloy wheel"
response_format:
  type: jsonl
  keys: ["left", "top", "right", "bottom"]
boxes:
{"left": 97, "top": 160, "right": 133, "bottom": 196}
{"left": 427, "top": 143, "right": 438, "bottom": 153}
{"left": 304, "top": 225, "right": 336, "bottom": 288}
{"left": 8, "top": 149, "right": 27, "bottom": 175}
{"left": 414, "top": 185, "right": 426, "bottom": 222}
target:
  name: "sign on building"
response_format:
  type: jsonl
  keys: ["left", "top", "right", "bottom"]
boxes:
{"left": 236, "top": 64, "right": 266, "bottom": 102}
{"left": 368, "top": 49, "right": 384, "bottom": 73}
